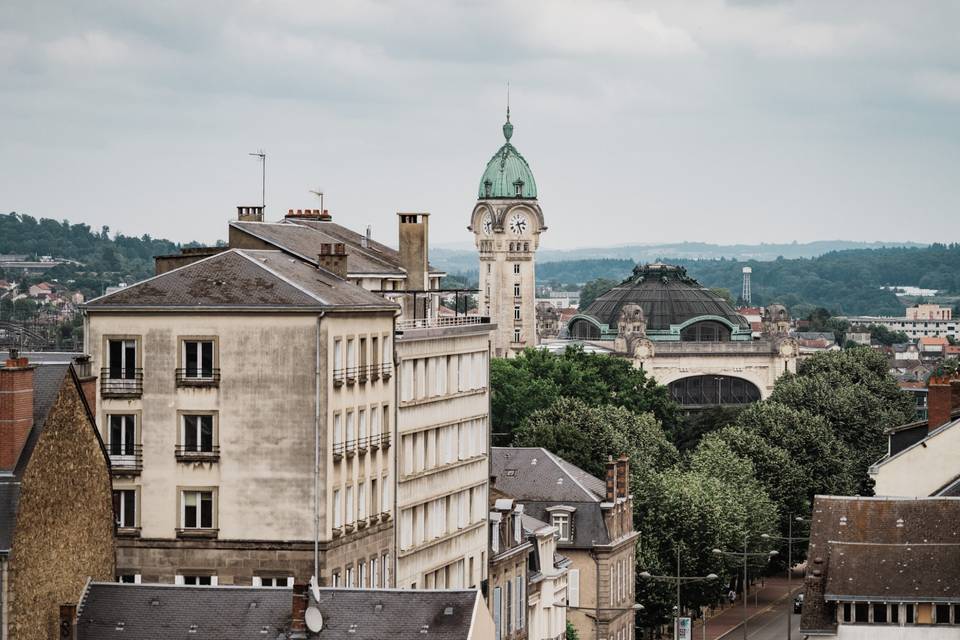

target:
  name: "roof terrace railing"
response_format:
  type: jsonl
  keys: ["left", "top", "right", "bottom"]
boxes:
{"left": 396, "top": 316, "right": 490, "bottom": 331}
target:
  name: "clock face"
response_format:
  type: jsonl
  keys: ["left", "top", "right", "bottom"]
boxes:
{"left": 509, "top": 213, "right": 528, "bottom": 236}
{"left": 481, "top": 213, "right": 493, "bottom": 235}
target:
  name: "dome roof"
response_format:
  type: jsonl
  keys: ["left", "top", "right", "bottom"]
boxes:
{"left": 579, "top": 263, "right": 750, "bottom": 332}
{"left": 478, "top": 114, "right": 537, "bottom": 199}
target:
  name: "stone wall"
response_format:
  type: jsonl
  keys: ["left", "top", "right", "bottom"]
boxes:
{"left": 8, "top": 375, "right": 115, "bottom": 640}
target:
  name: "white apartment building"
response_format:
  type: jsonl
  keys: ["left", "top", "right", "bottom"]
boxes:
{"left": 848, "top": 304, "right": 957, "bottom": 341}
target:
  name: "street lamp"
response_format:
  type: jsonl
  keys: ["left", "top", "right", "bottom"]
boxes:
{"left": 639, "top": 546, "right": 718, "bottom": 639}
{"left": 713, "top": 536, "right": 779, "bottom": 640}
{"left": 761, "top": 515, "right": 810, "bottom": 640}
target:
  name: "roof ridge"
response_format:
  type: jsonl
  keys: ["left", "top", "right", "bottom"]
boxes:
{"left": 85, "top": 249, "right": 235, "bottom": 305}
{"left": 285, "top": 220, "right": 408, "bottom": 273}
{"left": 234, "top": 251, "right": 328, "bottom": 305}
{"left": 543, "top": 449, "right": 601, "bottom": 502}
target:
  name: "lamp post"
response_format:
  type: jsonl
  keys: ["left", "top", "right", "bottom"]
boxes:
{"left": 713, "top": 536, "right": 779, "bottom": 640}
{"left": 762, "top": 515, "right": 810, "bottom": 640}
{"left": 640, "top": 546, "right": 718, "bottom": 639}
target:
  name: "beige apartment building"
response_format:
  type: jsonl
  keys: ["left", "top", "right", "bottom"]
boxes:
{"left": 84, "top": 248, "right": 398, "bottom": 587}
{"left": 223, "top": 205, "right": 495, "bottom": 590}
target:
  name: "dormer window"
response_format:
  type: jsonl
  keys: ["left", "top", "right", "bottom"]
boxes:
{"left": 514, "top": 180, "right": 524, "bottom": 197}
{"left": 552, "top": 513, "right": 570, "bottom": 542}
{"left": 484, "top": 181, "right": 492, "bottom": 198}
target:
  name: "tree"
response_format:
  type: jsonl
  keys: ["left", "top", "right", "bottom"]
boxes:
{"left": 578, "top": 278, "right": 618, "bottom": 311}
{"left": 490, "top": 361, "right": 559, "bottom": 445}
{"left": 512, "top": 397, "right": 677, "bottom": 479}
{"left": 864, "top": 323, "right": 909, "bottom": 346}
{"left": 667, "top": 406, "right": 743, "bottom": 452}
{"left": 770, "top": 349, "right": 914, "bottom": 492}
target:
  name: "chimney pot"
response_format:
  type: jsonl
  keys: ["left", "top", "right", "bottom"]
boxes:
{"left": 605, "top": 456, "right": 617, "bottom": 503}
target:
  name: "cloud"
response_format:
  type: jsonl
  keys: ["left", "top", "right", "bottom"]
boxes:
{"left": 915, "top": 70, "right": 960, "bottom": 104}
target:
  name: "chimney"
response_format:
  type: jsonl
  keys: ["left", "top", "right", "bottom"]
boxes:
{"left": 605, "top": 455, "right": 616, "bottom": 503}
{"left": 236, "top": 205, "right": 264, "bottom": 223}
{"left": 290, "top": 583, "right": 308, "bottom": 638}
{"left": 397, "top": 213, "right": 429, "bottom": 291}
{"left": 927, "top": 376, "right": 960, "bottom": 432}
{"left": 362, "top": 225, "right": 371, "bottom": 249}
{"left": 0, "top": 350, "right": 35, "bottom": 471}
{"left": 317, "top": 243, "right": 348, "bottom": 279}
{"left": 616, "top": 454, "right": 629, "bottom": 499}
{"left": 285, "top": 208, "right": 324, "bottom": 221}
{"left": 319, "top": 209, "right": 332, "bottom": 222}
{"left": 59, "top": 604, "right": 77, "bottom": 640}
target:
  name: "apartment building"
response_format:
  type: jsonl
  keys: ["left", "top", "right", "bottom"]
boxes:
{"left": 84, "top": 248, "right": 397, "bottom": 587}
{"left": 847, "top": 305, "right": 957, "bottom": 341}
{"left": 225, "top": 205, "right": 494, "bottom": 591}
{"left": 492, "top": 448, "right": 639, "bottom": 640}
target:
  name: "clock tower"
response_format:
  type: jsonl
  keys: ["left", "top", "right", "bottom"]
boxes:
{"left": 469, "top": 108, "right": 546, "bottom": 357}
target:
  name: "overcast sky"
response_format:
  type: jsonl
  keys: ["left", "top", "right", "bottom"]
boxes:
{"left": 2, "top": 1, "right": 958, "bottom": 249}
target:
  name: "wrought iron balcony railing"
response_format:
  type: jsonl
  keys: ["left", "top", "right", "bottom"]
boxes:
{"left": 175, "top": 368, "right": 221, "bottom": 388}
{"left": 100, "top": 369, "right": 143, "bottom": 398}
{"left": 109, "top": 444, "right": 142, "bottom": 475}
{"left": 175, "top": 445, "right": 221, "bottom": 462}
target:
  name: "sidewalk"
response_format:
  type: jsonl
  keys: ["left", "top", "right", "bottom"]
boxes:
{"left": 696, "top": 576, "right": 799, "bottom": 640}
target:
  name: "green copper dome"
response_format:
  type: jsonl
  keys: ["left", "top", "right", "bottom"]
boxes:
{"left": 477, "top": 113, "right": 538, "bottom": 200}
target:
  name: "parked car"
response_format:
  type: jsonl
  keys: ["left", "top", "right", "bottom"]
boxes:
{"left": 794, "top": 593, "right": 804, "bottom": 614}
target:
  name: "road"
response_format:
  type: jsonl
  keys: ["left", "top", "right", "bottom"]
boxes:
{"left": 720, "top": 597, "right": 800, "bottom": 640}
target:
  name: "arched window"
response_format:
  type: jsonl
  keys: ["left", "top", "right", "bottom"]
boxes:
{"left": 667, "top": 375, "right": 761, "bottom": 407}
{"left": 680, "top": 320, "right": 731, "bottom": 342}
{"left": 569, "top": 319, "right": 600, "bottom": 340}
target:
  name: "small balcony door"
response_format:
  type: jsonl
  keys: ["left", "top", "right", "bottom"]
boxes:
{"left": 109, "top": 414, "right": 137, "bottom": 468}
{"left": 108, "top": 339, "right": 138, "bottom": 391}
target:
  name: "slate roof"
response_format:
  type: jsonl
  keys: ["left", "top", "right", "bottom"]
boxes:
{"left": 491, "top": 447, "right": 612, "bottom": 548}
{"left": 85, "top": 250, "right": 398, "bottom": 312}
{"left": 800, "top": 496, "right": 960, "bottom": 635}
{"left": 0, "top": 361, "right": 75, "bottom": 552}
{"left": 76, "top": 583, "right": 481, "bottom": 640}
{"left": 232, "top": 219, "right": 444, "bottom": 277}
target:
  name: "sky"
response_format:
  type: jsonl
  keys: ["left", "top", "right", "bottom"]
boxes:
{"left": 2, "top": 1, "right": 959, "bottom": 250}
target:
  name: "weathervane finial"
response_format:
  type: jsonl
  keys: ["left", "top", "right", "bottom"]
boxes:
{"left": 503, "top": 82, "right": 514, "bottom": 142}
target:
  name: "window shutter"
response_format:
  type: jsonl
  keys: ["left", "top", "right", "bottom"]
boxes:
{"left": 515, "top": 575, "right": 524, "bottom": 629}
{"left": 568, "top": 569, "right": 580, "bottom": 608}
{"left": 493, "top": 587, "right": 502, "bottom": 640}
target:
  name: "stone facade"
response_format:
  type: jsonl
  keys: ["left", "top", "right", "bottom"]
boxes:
{"left": 1, "top": 363, "right": 115, "bottom": 640}
{"left": 488, "top": 500, "right": 533, "bottom": 640}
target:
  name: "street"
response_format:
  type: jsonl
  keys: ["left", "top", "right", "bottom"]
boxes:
{"left": 732, "top": 600, "right": 801, "bottom": 640}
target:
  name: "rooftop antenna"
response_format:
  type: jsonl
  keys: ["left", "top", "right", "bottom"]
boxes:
{"left": 506, "top": 81, "right": 510, "bottom": 121}
{"left": 248, "top": 149, "right": 266, "bottom": 208}
{"left": 309, "top": 188, "right": 324, "bottom": 215}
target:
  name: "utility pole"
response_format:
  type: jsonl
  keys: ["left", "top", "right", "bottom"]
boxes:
{"left": 762, "top": 516, "right": 810, "bottom": 640}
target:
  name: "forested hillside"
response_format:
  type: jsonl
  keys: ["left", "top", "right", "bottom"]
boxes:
{"left": 0, "top": 212, "right": 209, "bottom": 297}
{"left": 539, "top": 244, "right": 960, "bottom": 317}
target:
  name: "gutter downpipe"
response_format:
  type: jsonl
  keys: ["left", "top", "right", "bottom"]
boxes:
{"left": 392, "top": 309, "right": 399, "bottom": 585}
{"left": 314, "top": 312, "right": 325, "bottom": 584}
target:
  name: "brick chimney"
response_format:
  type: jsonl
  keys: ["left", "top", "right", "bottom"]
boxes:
{"left": 927, "top": 376, "right": 960, "bottom": 432}
{"left": 616, "top": 454, "right": 629, "bottom": 499}
{"left": 0, "top": 350, "right": 34, "bottom": 471}
{"left": 317, "top": 243, "right": 348, "bottom": 279}
{"left": 605, "top": 456, "right": 617, "bottom": 503}
{"left": 290, "top": 583, "right": 308, "bottom": 638}
{"left": 237, "top": 205, "right": 264, "bottom": 222}
{"left": 285, "top": 208, "right": 325, "bottom": 221}
{"left": 59, "top": 604, "right": 77, "bottom": 640}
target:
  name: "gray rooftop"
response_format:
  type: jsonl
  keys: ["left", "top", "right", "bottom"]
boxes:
{"left": 76, "top": 583, "right": 480, "bottom": 640}
{"left": 85, "top": 250, "right": 398, "bottom": 312}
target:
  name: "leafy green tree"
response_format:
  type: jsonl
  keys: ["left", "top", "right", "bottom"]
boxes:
{"left": 512, "top": 397, "right": 677, "bottom": 479}
{"left": 578, "top": 277, "right": 618, "bottom": 310}
{"left": 667, "top": 406, "right": 743, "bottom": 452}
{"left": 490, "top": 361, "right": 559, "bottom": 445}
{"left": 770, "top": 349, "right": 914, "bottom": 492}
{"left": 863, "top": 323, "right": 910, "bottom": 346}
{"left": 565, "top": 621, "right": 580, "bottom": 640}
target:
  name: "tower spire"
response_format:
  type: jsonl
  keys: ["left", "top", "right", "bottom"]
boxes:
{"left": 503, "top": 82, "right": 514, "bottom": 142}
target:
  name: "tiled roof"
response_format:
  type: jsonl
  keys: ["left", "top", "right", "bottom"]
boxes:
{"left": 76, "top": 583, "right": 480, "bottom": 640}
{"left": 919, "top": 336, "right": 949, "bottom": 346}
{"left": 85, "top": 250, "right": 397, "bottom": 311}
{"left": 801, "top": 496, "right": 960, "bottom": 635}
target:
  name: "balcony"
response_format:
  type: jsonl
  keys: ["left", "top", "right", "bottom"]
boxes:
{"left": 175, "top": 368, "right": 220, "bottom": 388}
{"left": 381, "top": 433, "right": 391, "bottom": 449}
{"left": 175, "top": 445, "right": 220, "bottom": 463}
{"left": 381, "top": 363, "right": 392, "bottom": 379}
{"left": 395, "top": 316, "right": 490, "bottom": 331}
{"left": 109, "top": 444, "right": 142, "bottom": 475}
{"left": 100, "top": 369, "right": 143, "bottom": 398}
{"left": 332, "top": 442, "right": 345, "bottom": 462}
{"left": 176, "top": 527, "right": 219, "bottom": 539}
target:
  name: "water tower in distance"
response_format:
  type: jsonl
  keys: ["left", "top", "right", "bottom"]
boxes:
{"left": 742, "top": 266, "right": 752, "bottom": 306}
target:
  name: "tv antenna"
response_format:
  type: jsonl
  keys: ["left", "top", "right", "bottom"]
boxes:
{"left": 248, "top": 149, "right": 266, "bottom": 208}
{"left": 309, "top": 187, "right": 324, "bottom": 214}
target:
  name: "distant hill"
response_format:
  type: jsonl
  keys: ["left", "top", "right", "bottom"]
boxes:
{"left": 431, "top": 240, "right": 924, "bottom": 275}
{"left": 0, "top": 212, "right": 208, "bottom": 298}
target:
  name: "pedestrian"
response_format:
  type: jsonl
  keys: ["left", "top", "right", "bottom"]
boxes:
{"left": 728, "top": 589, "right": 736, "bottom": 604}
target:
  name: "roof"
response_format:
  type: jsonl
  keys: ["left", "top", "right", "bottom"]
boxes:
{"left": 85, "top": 250, "right": 398, "bottom": 312}
{"left": 491, "top": 447, "right": 612, "bottom": 548}
{"left": 574, "top": 263, "right": 750, "bottom": 333}
{"left": 920, "top": 336, "right": 949, "bottom": 346}
{"left": 477, "top": 114, "right": 537, "bottom": 199}
{"left": 801, "top": 496, "right": 960, "bottom": 635}
{"left": 232, "top": 219, "right": 443, "bottom": 277}
{"left": 76, "top": 583, "right": 482, "bottom": 640}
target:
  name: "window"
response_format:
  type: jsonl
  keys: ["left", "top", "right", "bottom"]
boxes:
{"left": 905, "top": 603, "right": 915, "bottom": 624}
{"left": 854, "top": 603, "right": 869, "bottom": 623}
{"left": 107, "top": 338, "right": 137, "bottom": 379}
{"left": 358, "top": 482, "right": 367, "bottom": 520}
{"left": 334, "top": 489, "right": 343, "bottom": 529}
{"left": 936, "top": 604, "right": 951, "bottom": 624}
{"left": 568, "top": 568, "right": 580, "bottom": 607}
{"left": 254, "top": 576, "right": 292, "bottom": 588}
{"left": 346, "top": 485, "right": 354, "bottom": 524}
{"left": 117, "top": 574, "right": 141, "bottom": 584}
{"left": 514, "top": 305, "right": 521, "bottom": 320}
{"left": 383, "top": 553, "right": 391, "bottom": 587}
{"left": 506, "top": 578, "right": 513, "bottom": 634}
{"left": 513, "top": 283, "right": 521, "bottom": 297}
{"left": 381, "top": 474, "right": 390, "bottom": 514}
{"left": 347, "top": 338, "right": 356, "bottom": 371}
{"left": 182, "top": 339, "right": 214, "bottom": 378}
{"left": 515, "top": 575, "right": 524, "bottom": 630}
{"left": 382, "top": 405, "right": 390, "bottom": 436}
{"left": 493, "top": 586, "right": 502, "bottom": 640}
{"left": 513, "top": 329, "right": 521, "bottom": 343}
{"left": 358, "top": 561, "right": 367, "bottom": 588}
{"left": 371, "top": 407, "right": 380, "bottom": 441}
{"left": 177, "top": 575, "right": 217, "bottom": 586}
{"left": 181, "top": 490, "right": 214, "bottom": 529}
{"left": 513, "top": 263, "right": 520, "bottom": 275}
{"left": 371, "top": 478, "right": 379, "bottom": 514}
{"left": 873, "top": 604, "right": 887, "bottom": 623}
{"left": 108, "top": 414, "right": 137, "bottom": 466}
{"left": 514, "top": 181, "right": 523, "bottom": 197}
{"left": 181, "top": 414, "right": 215, "bottom": 453}
{"left": 333, "top": 413, "right": 343, "bottom": 447}
{"left": 359, "top": 409, "right": 367, "bottom": 442}
{"left": 334, "top": 338, "right": 343, "bottom": 373}
{"left": 346, "top": 411, "right": 355, "bottom": 444}
{"left": 113, "top": 489, "right": 136, "bottom": 528}
{"left": 552, "top": 513, "right": 571, "bottom": 541}
{"left": 370, "top": 557, "right": 379, "bottom": 588}
{"left": 332, "top": 572, "right": 341, "bottom": 588}
{"left": 346, "top": 566, "right": 354, "bottom": 588}
{"left": 382, "top": 337, "right": 391, "bottom": 374}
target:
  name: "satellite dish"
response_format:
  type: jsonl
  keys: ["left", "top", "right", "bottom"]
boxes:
{"left": 305, "top": 606, "right": 324, "bottom": 633}
{"left": 309, "top": 575, "right": 321, "bottom": 605}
